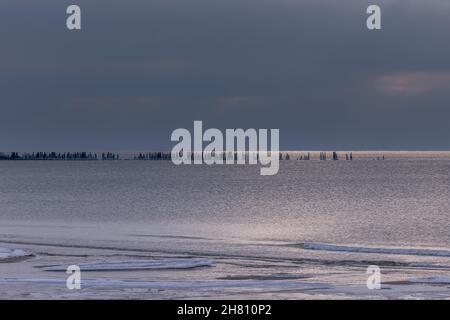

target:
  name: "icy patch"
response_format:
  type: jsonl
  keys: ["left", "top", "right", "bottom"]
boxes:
{"left": 0, "top": 247, "right": 31, "bottom": 261}
{"left": 299, "top": 242, "right": 450, "bottom": 257}
{"left": 44, "top": 258, "right": 213, "bottom": 271}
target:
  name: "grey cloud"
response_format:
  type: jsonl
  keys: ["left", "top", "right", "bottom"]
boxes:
{"left": 1, "top": 0, "right": 450, "bottom": 150}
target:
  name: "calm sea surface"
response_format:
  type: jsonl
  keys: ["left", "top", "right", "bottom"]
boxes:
{"left": 1, "top": 152, "right": 450, "bottom": 247}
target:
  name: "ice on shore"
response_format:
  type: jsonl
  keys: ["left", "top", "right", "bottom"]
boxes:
{"left": 44, "top": 258, "right": 213, "bottom": 271}
{"left": 0, "top": 247, "right": 31, "bottom": 261}
{"left": 0, "top": 277, "right": 330, "bottom": 290}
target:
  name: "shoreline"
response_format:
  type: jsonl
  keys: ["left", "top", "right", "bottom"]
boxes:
{"left": 1, "top": 221, "right": 450, "bottom": 299}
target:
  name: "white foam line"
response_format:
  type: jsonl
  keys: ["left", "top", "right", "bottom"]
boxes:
{"left": 300, "top": 242, "right": 450, "bottom": 257}
{"left": 45, "top": 258, "right": 213, "bottom": 271}
{"left": 409, "top": 276, "right": 450, "bottom": 284}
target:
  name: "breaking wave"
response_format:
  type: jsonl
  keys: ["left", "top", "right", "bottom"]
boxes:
{"left": 44, "top": 258, "right": 213, "bottom": 271}
{"left": 297, "top": 242, "right": 450, "bottom": 257}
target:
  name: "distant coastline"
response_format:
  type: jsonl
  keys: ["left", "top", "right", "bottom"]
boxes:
{"left": 2, "top": 151, "right": 450, "bottom": 161}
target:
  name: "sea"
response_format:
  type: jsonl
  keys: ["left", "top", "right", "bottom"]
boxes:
{"left": 1, "top": 151, "right": 450, "bottom": 299}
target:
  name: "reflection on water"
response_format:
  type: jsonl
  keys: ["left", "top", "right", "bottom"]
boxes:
{"left": 1, "top": 152, "right": 449, "bottom": 247}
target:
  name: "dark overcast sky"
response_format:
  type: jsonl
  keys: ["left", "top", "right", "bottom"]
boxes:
{"left": 1, "top": 0, "right": 450, "bottom": 150}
